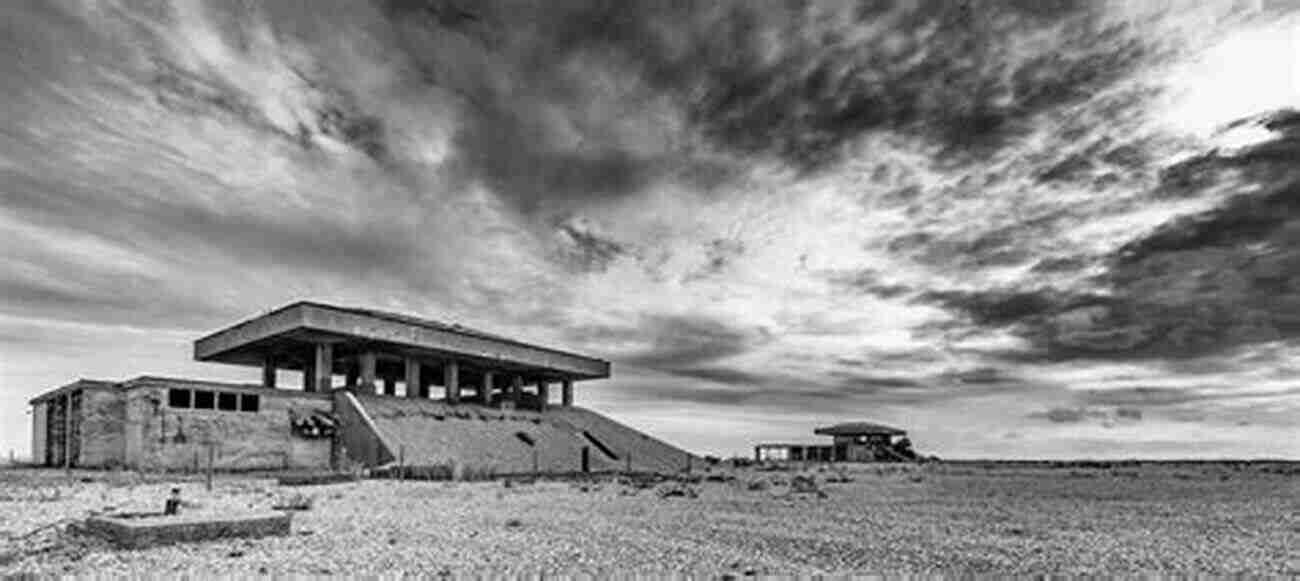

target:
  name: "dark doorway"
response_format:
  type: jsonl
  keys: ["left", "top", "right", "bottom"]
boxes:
{"left": 581, "top": 446, "right": 590, "bottom": 473}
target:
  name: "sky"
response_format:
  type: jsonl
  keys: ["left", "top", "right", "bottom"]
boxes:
{"left": 2, "top": 0, "right": 1298, "bottom": 460}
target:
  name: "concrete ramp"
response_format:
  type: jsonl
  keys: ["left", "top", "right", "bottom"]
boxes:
{"left": 343, "top": 394, "right": 694, "bottom": 476}
{"left": 548, "top": 406, "right": 695, "bottom": 473}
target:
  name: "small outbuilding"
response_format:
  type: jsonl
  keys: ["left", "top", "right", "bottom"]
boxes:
{"left": 754, "top": 421, "right": 912, "bottom": 463}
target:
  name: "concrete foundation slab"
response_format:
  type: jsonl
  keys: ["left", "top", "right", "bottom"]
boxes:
{"left": 85, "top": 510, "right": 292, "bottom": 549}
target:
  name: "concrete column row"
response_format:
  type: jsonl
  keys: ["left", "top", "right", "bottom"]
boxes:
{"left": 274, "top": 343, "right": 578, "bottom": 407}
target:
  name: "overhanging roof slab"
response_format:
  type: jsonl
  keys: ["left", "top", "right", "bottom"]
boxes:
{"left": 193, "top": 302, "right": 610, "bottom": 379}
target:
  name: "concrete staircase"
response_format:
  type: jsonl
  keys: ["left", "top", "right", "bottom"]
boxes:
{"left": 339, "top": 394, "right": 695, "bottom": 477}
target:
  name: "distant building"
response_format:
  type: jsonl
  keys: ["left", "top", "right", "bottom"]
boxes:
{"left": 754, "top": 422, "right": 911, "bottom": 463}
{"left": 29, "top": 301, "right": 694, "bottom": 475}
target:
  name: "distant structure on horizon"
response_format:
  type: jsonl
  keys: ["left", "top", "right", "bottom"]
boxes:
{"left": 28, "top": 301, "right": 694, "bottom": 475}
{"left": 754, "top": 422, "right": 915, "bottom": 463}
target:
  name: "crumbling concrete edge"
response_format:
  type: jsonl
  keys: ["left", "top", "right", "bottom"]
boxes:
{"left": 335, "top": 390, "right": 398, "bottom": 467}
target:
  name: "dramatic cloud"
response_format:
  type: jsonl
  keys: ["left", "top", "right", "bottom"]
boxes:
{"left": 2, "top": 0, "right": 1299, "bottom": 459}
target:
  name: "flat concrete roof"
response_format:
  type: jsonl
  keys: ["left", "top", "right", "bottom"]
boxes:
{"left": 29, "top": 376, "right": 335, "bottom": 404}
{"left": 28, "top": 379, "right": 117, "bottom": 405}
{"left": 814, "top": 422, "right": 906, "bottom": 436}
{"left": 193, "top": 301, "right": 611, "bottom": 380}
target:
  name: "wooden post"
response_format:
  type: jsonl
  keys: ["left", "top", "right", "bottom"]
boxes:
{"left": 561, "top": 380, "right": 573, "bottom": 407}
{"left": 536, "top": 380, "right": 548, "bottom": 412}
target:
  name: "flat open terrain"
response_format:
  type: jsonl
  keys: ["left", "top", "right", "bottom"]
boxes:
{"left": 1, "top": 462, "right": 1296, "bottom": 576}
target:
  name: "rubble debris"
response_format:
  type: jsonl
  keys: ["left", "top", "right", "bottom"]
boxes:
{"left": 657, "top": 483, "right": 699, "bottom": 499}
{"left": 164, "top": 488, "right": 182, "bottom": 515}
{"left": 277, "top": 472, "right": 360, "bottom": 486}
{"left": 271, "top": 493, "right": 314, "bottom": 511}
{"left": 786, "top": 475, "right": 828, "bottom": 498}
{"left": 825, "top": 470, "right": 854, "bottom": 484}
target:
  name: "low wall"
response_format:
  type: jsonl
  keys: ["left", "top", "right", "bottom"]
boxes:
{"left": 122, "top": 378, "right": 334, "bottom": 471}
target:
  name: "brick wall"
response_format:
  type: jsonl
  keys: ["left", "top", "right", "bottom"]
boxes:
{"left": 122, "top": 379, "right": 333, "bottom": 471}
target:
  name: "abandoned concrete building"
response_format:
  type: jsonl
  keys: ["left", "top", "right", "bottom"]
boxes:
{"left": 29, "top": 301, "right": 694, "bottom": 475}
{"left": 754, "top": 422, "right": 911, "bottom": 463}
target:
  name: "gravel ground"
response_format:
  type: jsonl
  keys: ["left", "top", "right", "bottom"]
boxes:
{"left": 1, "top": 462, "right": 1296, "bottom": 576}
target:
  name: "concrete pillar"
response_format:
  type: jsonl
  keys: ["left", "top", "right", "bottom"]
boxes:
{"left": 536, "top": 380, "right": 548, "bottom": 412}
{"left": 561, "top": 379, "right": 573, "bottom": 407}
{"left": 359, "top": 351, "right": 377, "bottom": 393}
{"left": 345, "top": 365, "right": 358, "bottom": 388}
{"left": 481, "top": 372, "right": 495, "bottom": 405}
{"left": 63, "top": 392, "right": 72, "bottom": 470}
{"left": 312, "top": 343, "right": 333, "bottom": 392}
{"left": 261, "top": 354, "right": 276, "bottom": 388}
{"left": 383, "top": 375, "right": 396, "bottom": 396}
{"left": 504, "top": 375, "right": 522, "bottom": 410}
{"left": 302, "top": 359, "right": 315, "bottom": 392}
{"left": 404, "top": 357, "right": 421, "bottom": 399}
{"left": 444, "top": 361, "right": 460, "bottom": 404}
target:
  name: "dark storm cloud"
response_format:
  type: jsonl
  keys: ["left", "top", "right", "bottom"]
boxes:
{"left": 381, "top": 0, "right": 1159, "bottom": 217}
{"left": 1036, "top": 407, "right": 1086, "bottom": 423}
{"left": 552, "top": 217, "right": 630, "bottom": 274}
{"left": 832, "top": 372, "right": 924, "bottom": 391}
{"left": 1116, "top": 407, "right": 1143, "bottom": 420}
{"left": 4, "top": 173, "right": 427, "bottom": 285}
{"left": 576, "top": 314, "right": 767, "bottom": 375}
{"left": 670, "top": 366, "right": 766, "bottom": 387}
{"left": 825, "top": 363, "right": 1036, "bottom": 406}
{"left": 1079, "top": 387, "right": 1206, "bottom": 408}
{"left": 0, "top": 276, "right": 226, "bottom": 330}
{"left": 914, "top": 113, "right": 1300, "bottom": 362}
{"left": 683, "top": 238, "right": 747, "bottom": 282}
{"left": 917, "top": 288, "right": 1107, "bottom": 328}
{"left": 625, "top": 381, "right": 855, "bottom": 408}
{"left": 822, "top": 269, "right": 912, "bottom": 299}
{"left": 145, "top": 20, "right": 391, "bottom": 162}
{"left": 657, "top": 0, "right": 1151, "bottom": 171}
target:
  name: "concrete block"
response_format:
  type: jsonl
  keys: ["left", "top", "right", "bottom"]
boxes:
{"left": 85, "top": 510, "right": 292, "bottom": 549}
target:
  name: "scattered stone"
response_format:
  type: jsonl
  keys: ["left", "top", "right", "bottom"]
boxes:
{"left": 789, "top": 475, "right": 827, "bottom": 498}
{"left": 657, "top": 484, "right": 698, "bottom": 499}
{"left": 271, "top": 493, "right": 314, "bottom": 511}
{"left": 276, "top": 472, "right": 359, "bottom": 486}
